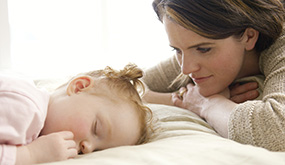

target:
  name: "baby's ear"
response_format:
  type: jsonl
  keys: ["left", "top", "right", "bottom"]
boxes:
{"left": 66, "top": 76, "right": 94, "bottom": 95}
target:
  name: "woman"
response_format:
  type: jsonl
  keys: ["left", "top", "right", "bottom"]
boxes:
{"left": 142, "top": 0, "right": 285, "bottom": 151}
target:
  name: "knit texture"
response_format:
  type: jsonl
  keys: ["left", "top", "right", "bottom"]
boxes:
{"left": 142, "top": 55, "right": 182, "bottom": 92}
{"left": 229, "top": 26, "right": 285, "bottom": 151}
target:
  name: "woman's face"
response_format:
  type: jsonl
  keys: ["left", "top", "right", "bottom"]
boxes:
{"left": 163, "top": 17, "right": 247, "bottom": 96}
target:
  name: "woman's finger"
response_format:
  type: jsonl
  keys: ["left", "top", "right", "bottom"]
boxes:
{"left": 172, "top": 93, "right": 183, "bottom": 107}
{"left": 230, "top": 90, "right": 259, "bottom": 103}
{"left": 230, "top": 82, "right": 258, "bottom": 96}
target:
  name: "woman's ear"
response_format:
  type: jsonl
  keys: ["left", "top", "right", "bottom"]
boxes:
{"left": 242, "top": 28, "right": 259, "bottom": 51}
{"left": 66, "top": 76, "right": 94, "bottom": 95}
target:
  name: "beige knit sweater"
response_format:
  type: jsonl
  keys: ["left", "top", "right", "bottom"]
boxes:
{"left": 142, "top": 27, "right": 285, "bottom": 151}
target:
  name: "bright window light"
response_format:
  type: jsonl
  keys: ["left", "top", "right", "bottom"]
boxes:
{"left": 7, "top": 0, "right": 173, "bottom": 78}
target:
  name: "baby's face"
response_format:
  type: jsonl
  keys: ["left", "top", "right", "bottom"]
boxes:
{"left": 41, "top": 92, "right": 141, "bottom": 154}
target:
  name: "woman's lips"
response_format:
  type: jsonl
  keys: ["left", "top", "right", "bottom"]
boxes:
{"left": 192, "top": 75, "right": 212, "bottom": 84}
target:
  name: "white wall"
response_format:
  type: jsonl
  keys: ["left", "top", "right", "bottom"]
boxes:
{"left": 4, "top": 0, "right": 173, "bottom": 78}
{"left": 0, "top": 0, "right": 11, "bottom": 70}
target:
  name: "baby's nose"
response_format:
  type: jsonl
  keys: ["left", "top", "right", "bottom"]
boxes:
{"left": 80, "top": 140, "right": 94, "bottom": 154}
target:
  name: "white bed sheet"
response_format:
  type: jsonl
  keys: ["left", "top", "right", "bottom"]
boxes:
{"left": 41, "top": 104, "right": 285, "bottom": 165}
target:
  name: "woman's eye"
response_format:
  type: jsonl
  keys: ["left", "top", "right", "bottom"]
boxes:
{"left": 197, "top": 47, "right": 211, "bottom": 53}
{"left": 172, "top": 48, "right": 182, "bottom": 55}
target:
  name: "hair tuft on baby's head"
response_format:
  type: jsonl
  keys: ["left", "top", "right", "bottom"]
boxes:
{"left": 102, "top": 63, "right": 145, "bottom": 96}
{"left": 98, "top": 63, "right": 153, "bottom": 144}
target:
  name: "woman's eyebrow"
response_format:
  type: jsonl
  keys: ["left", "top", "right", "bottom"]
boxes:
{"left": 187, "top": 42, "right": 214, "bottom": 49}
{"left": 170, "top": 42, "right": 214, "bottom": 50}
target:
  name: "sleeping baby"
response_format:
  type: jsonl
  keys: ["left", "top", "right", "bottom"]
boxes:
{"left": 0, "top": 63, "right": 152, "bottom": 164}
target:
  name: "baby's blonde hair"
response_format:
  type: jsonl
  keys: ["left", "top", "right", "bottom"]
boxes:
{"left": 63, "top": 63, "right": 153, "bottom": 144}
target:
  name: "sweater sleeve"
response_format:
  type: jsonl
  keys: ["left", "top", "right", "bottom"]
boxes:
{"left": 228, "top": 27, "right": 285, "bottom": 151}
{"left": 142, "top": 55, "right": 184, "bottom": 92}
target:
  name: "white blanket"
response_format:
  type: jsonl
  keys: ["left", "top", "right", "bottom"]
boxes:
{"left": 42, "top": 104, "right": 285, "bottom": 165}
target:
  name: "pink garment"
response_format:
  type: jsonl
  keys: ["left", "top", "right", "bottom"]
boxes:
{"left": 0, "top": 74, "right": 49, "bottom": 165}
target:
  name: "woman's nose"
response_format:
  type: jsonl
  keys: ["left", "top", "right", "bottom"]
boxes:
{"left": 80, "top": 140, "right": 94, "bottom": 154}
{"left": 181, "top": 54, "right": 200, "bottom": 75}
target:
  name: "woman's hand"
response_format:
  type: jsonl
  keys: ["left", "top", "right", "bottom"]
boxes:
{"left": 172, "top": 83, "right": 237, "bottom": 138}
{"left": 172, "top": 81, "right": 259, "bottom": 110}
{"left": 16, "top": 131, "right": 77, "bottom": 164}
{"left": 172, "top": 83, "right": 209, "bottom": 117}
{"left": 229, "top": 82, "right": 259, "bottom": 103}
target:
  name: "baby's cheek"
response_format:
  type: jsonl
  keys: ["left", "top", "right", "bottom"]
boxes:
{"left": 71, "top": 118, "right": 91, "bottom": 139}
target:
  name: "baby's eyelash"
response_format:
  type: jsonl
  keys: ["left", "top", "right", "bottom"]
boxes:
{"left": 93, "top": 120, "right": 97, "bottom": 135}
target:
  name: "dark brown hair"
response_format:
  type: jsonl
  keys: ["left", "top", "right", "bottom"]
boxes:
{"left": 153, "top": 0, "right": 284, "bottom": 52}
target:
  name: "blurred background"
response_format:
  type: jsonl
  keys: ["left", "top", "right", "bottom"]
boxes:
{"left": 0, "top": 0, "right": 173, "bottom": 79}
